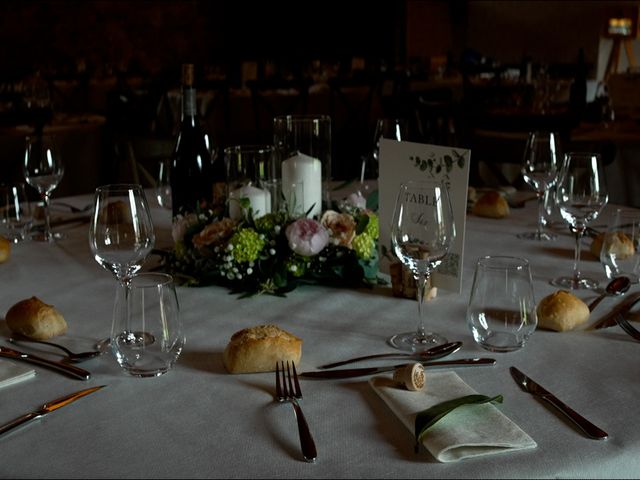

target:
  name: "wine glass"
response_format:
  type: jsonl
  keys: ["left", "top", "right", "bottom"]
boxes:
{"left": 552, "top": 152, "right": 608, "bottom": 289}
{"left": 362, "top": 118, "right": 408, "bottom": 183}
{"left": 390, "top": 180, "right": 455, "bottom": 351}
{"left": 156, "top": 158, "right": 172, "bottom": 210}
{"left": 518, "top": 131, "right": 561, "bottom": 241}
{"left": 89, "top": 184, "right": 156, "bottom": 351}
{"left": 23, "top": 134, "right": 64, "bottom": 242}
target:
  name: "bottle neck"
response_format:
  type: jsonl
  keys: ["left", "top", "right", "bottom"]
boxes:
{"left": 181, "top": 86, "right": 197, "bottom": 120}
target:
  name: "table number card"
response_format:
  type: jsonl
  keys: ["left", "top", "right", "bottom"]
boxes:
{"left": 378, "top": 139, "right": 471, "bottom": 293}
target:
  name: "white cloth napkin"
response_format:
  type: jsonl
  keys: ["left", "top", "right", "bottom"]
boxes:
{"left": 369, "top": 371, "right": 536, "bottom": 462}
{"left": 0, "top": 359, "right": 36, "bottom": 389}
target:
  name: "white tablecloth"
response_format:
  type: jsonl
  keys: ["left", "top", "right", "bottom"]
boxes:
{"left": 0, "top": 194, "right": 638, "bottom": 479}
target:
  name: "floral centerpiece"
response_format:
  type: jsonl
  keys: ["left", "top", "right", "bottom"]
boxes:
{"left": 165, "top": 193, "right": 380, "bottom": 297}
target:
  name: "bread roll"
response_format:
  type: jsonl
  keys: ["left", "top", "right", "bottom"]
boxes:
{"left": 592, "top": 231, "right": 635, "bottom": 260}
{"left": 472, "top": 191, "right": 510, "bottom": 219}
{"left": 536, "top": 290, "right": 590, "bottom": 332}
{"left": 0, "top": 235, "right": 10, "bottom": 263}
{"left": 223, "top": 324, "right": 302, "bottom": 374}
{"left": 5, "top": 296, "right": 67, "bottom": 340}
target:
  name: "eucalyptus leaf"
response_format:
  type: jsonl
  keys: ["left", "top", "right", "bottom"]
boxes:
{"left": 414, "top": 394, "right": 503, "bottom": 448}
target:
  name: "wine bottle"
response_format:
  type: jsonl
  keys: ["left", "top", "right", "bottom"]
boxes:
{"left": 170, "top": 64, "right": 221, "bottom": 219}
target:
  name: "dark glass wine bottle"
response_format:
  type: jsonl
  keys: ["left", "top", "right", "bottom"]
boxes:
{"left": 170, "top": 64, "right": 219, "bottom": 219}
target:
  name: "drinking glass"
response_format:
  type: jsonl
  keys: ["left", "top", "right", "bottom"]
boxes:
{"left": 600, "top": 208, "right": 640, "bottom": 283}
{"left": 224, "top": 145, "right": 273, "bottom": 220}
{"left": 552, "top": 152, "right": 608, "bottom": 289}
{"left": 89, "top": 184, "right": 155, "bottom": 351}
{"left": 518, "top": 131, "right": 561, "bottom": 241}
{"left": 364, "top": 118, "right": 408, "bottom": 182}
{"left": 23, "top": 134, "right": 64, "bottom": 242}
{"left": 389, "top": 180, "right": 455, "bottom": 350}
{"left": 467, "top": 256, "right": 538, "bottom": 352}
{"left": 155, "top": 158, "right": 172, "bottom": 210}
{"left": 0, "top": 183, "right": 32, "bottom": 243}
{"left": 111, "top": 272, "right": 184, "bottom": 377}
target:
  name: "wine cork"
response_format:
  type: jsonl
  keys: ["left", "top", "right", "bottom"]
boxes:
{"left": 392, "top": 362, "right": 425, "bottom": 391}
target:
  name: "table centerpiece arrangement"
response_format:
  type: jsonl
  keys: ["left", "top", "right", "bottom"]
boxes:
{"left": 164, "top": 193, "right": 380, "bottom": 297}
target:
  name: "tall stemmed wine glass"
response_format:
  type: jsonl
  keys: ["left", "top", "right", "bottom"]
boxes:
{"left": 518, "top": 131, "right": 561, "bottom": 241}
{"left": 390, "top": 180, "right": 455, "bottom": 350}
{"left": 89, "top": 184, "right": 155, "bottom": 350}
{"left": 552, "top": 152, "right": 608, "bottom": 289}
{"left": 24, "top": 134, "right": 64, "bottom": 242}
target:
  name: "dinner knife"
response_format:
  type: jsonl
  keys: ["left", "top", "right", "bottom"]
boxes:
{"left": 0, "top": 346, "right": 91, "bottom": 380}
{"left": 0, "top": 385, "right": 105, "bottom": 437}
{"left": 300, "top": 358, "right": 496, "bottom": 379}
{"left": 509, "top": 366, "right": 608, "bottom": 440}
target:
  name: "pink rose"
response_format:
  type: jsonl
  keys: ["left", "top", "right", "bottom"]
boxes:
{"left": 285, "top": 218, "right": 329, "bottom": 256}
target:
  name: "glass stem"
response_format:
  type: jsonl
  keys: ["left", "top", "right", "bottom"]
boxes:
{"left": 415, "top": 271, "right": 428, "bottom": 340}
{"left": 536, "top": 192, "right": 545, "bottom": 237}
{"left": 112, "top": 278, "right": 132, "bottom": 343}
{"left": 572, "top": 227, "right": 585, "bottom": 281}
{"left": 42, "top": 192, "right": 52, "bottom": 242}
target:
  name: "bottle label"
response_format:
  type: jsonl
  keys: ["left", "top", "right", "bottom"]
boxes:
{"left": 183, "top": 88, "right": 197, "bottom": 117}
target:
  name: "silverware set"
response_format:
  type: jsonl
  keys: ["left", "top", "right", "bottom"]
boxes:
{"left": 8, "top": 336, "right": 102, "bottom": 363}
{"left": 275, "top": 361, "right": 317, "bottom": 463}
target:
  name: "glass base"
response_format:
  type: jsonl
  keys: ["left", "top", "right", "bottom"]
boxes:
{"left": 551, "top": 275, "right": 599, "bottom": 290}
{"left": 30, "top": 230, "right": 65, "bottom": 242}
{"left": 517, "top": 231, "right": 557, "bottom": 241}
{"left": 388, "top": 331, "right": 448, "bottom": 352}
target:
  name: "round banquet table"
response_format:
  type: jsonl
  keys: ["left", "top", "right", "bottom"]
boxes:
{"left": 0, "top": 191, "right": 638, "bottom": 479}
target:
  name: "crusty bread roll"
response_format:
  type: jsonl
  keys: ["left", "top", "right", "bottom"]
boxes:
{"left": 5, "top": 296, "right": 67, "bottom": 340}
{"left": 591, "top": 231, "right": 635, "bottom": 260}
{"left": 472, "top": 191, "right": 510, "bottom": 219}
{"left": 223, "top": 324, "right": 302, "bottom": 374}
{"left": 0, "top": 235, "right": 10, "bottom": 263}
{"left": 536, "top": 290, "right": 590, "bottom": 332}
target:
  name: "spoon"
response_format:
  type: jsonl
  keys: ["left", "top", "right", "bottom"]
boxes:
{"left": 318, "top": 341, "right": 463, "bottom": 369}
{"left": 7, "top": 336, "right": 102, "bottom": 363}
{"left": 588, "top": 276, "right": 631, "bottom": 312}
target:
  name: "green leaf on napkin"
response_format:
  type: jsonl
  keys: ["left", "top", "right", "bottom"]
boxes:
{"left": 415, "top": 394, "right": 503, "bottom": 450}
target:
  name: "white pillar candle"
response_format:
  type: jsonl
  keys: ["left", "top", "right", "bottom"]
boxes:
{"left": 281, "top": 152, "right": 322, "bottom": 218}
{"left": 228, "top": 184, "right": 270, "bottom": 220}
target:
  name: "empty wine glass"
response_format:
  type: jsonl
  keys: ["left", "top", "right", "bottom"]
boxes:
{"left": 552, "top": 152, "right": 608, "bottom": 289}
{"left": 156, "top": 158, "right": 172, "bottom": 210}
{"left": 23, "top": 134, "right": 64, "bottom": 242}
{"left": 518, "top": 131, "right": 561, "bottom": 241}
{"left": 89, "top": 184, "right": 155, "bottom": 352}
{"left": 390, "top": 180, "right": 455, "bottom": 351}
{"left": 363, "top": 118, "right": 408, "bottom": 182}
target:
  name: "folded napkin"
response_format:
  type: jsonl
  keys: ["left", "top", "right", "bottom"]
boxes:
{"left": 0, "top": 359, "right": 36, "bottom": 389}
{"left": 369, "top": 371, "right": 536, "bottom": 462}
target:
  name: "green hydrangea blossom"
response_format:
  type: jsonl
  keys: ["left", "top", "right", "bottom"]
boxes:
{"left": 254, "top": 212, "right": 287, "bottom": 235}
{"left": 229, "top": 228, "right": 265, "bottom": 263}
{"left": 285, "top": 255, "right": 307, "bottom": 277}
{"left": 364, "top": 213, "right": 379, "bottom": 240}
{"left": 352, "top": 233, "right": 375, "bottom": 259}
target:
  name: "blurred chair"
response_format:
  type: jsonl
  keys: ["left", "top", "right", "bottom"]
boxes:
{"left": 248, "top": 78, "right": 309, "bottom": 145}
{"left": 328, "top": 75, "right": 382, "bottom": 180}
{"left": 411, "top": 88, "right": 459, "bottom": 146}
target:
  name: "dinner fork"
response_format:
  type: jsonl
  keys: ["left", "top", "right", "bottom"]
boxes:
{"left": 275, "top": 361, "right": 317, "bottom": 463}
{"left": 615, "top": 314, "right": 640, "bottom": 342}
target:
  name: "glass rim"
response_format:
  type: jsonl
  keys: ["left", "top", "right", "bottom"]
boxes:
{"left": 223, "top": 144, "right": 273, "bottom": 155}
{"left": 273, "top": 114, "right": 331, "bottom": 124}
{"left": 95, "top": 183, "right": 145, "bottom": 192}
{"left": 477, "top": 255, "right": 530, "bottom": 270}
{"left": 130, "top": 272, "right": 174, "bottom": 288}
